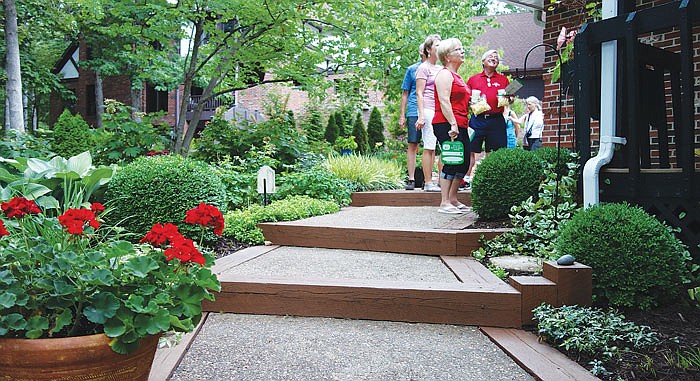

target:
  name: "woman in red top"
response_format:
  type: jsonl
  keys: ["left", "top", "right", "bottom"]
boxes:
{"left": 433, "top": 37, "right": 471, "bottom": 214}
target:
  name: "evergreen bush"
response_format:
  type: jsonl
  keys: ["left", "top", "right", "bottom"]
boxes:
{"left": 223, "top": 196, "right": 339, "bottom": 245}
{"left": 367, "top": 106, "right": 386, "bottom": 151}
{"left": 533, "top": 146, "right": 572, "bottom": 178}
{"left": 105, "top": 155, "right": 228, "bottom": 242}
{"left": 302, "top": 108, "right": 325, "bottom": 142}
{"left": 352, "top": 114, "right": 370, "bottom": 154}
{"left": 471, "top": 148, "right": 541, "bottom": 220}
{"left": 275, "top": 165, "right": 352, "bottom": 206}
{"left": 324, "top": 113, "right": 339, "bottom": 143}
{"left": 51, "top": 110, "right": 94, "bottom": 158}
{"left": 334, "top": 111, "right": 348, "bottom": 137}
{"left": 555, "top": 202, "right": 691, "bottom": 310}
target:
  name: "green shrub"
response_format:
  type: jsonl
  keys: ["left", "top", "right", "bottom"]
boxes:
{"left": 51, "top": 109, "right": 94, "bottom": 158}
{"left": 533, "top": 304, "right": 659, "bottom": 375}
{"left": 93, "top": 100, "right": 171, "bottom": 165}
{"left": 301, "top": 108, "right": 325, "bottom": 142}
{"left": 475, "top": 152, "right": 580, "bottom": 260}
{"left": 210, "top": 159, "right": 259, "bottom": 210}
{"left": 532, "top": 146, "right": 572, "bottom": 178}
{"left": 223, "top": 196, "right": 339, "bottom": 245}
{"left": 325, "top": 154, "right": 404, "bottom": 191}
{"left": 0, "top": 128, "right": 54, "bottom": 159}
{"left": 105, "top": 155, "right": 227, "bottom": 242}
{"left": 324, "top": 112, "right": 339, "bottom": 143}
{"left": 367, "top": 106, "right": 385, "bottom": 151}
{"left": 556, "top": 202, "right": 691, "bottom": 310}
{"left": 274, "top": 165, "right": 352, "bottom": 206}
{"left": 352, "top": 114, "right": 370, "bottom": 154}
{"left": 471, "top": 148, "right": 541, "bottom": 220}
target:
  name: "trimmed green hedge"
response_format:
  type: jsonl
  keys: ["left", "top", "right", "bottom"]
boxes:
{"left": 556, "top": 202, "right": 690, "bottom": 310}
{"left": 223, "top": 196, "right": 339, "bottom": 245}
{"left": 105, "top": 155, "right": 227, "bottom": 241}
{"left": 471, "top": 148, "right": 541, "bottom": 220}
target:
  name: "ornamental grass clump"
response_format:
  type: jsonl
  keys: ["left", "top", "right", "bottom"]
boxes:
{"left": 0, "top": 197, "right": 222, "bottom": 354}
{"left": 324, "top": 154, "right": 403, "bottom": 191}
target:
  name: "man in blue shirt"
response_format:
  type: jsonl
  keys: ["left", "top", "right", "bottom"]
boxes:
{"left": 399, "top": 43, "right": 426, "bottom": 190}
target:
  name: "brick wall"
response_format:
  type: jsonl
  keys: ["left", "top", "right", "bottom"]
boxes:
{"left": 543, "top": 0, "right": 699, "bottom": 171}
{"left": 236, "top": 74, "right": 385, "bottom": 125}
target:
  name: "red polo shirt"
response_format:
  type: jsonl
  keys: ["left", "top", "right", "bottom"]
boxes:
{"left": 466, "top": 71, "right": 510, "bottom": 114}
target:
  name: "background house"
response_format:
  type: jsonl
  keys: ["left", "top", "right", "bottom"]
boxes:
{"left": 501, "top": 0, "right": 700, "bottom": 262}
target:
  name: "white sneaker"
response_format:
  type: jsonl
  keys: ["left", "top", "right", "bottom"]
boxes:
{"left": 424, "top": 182, "right": 441, "bottom": 192}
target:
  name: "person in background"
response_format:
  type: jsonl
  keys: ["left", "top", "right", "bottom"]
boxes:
{"left": 511, "top": 96, "right": 544, "bottom": 151}
{"left": 503, "top": 98, "right": 518, "bottom": 148}
{"left": 399, "top": 43, "right": 426, "bottom": 190}
{"left": 432, "top": 38, "right": 471, "bottom": 214}
{"left": 466, "top": 49, "right": 510, "bottom": 182}
{"left": 415, "top": 34, "right": 443, "bottom": 192}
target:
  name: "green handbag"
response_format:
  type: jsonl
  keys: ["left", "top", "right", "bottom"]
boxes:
{"left": 441, "top": 140, "right": 464, "bottom": 165}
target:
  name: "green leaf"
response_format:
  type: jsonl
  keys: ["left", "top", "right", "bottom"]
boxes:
{"left": 79, "top": 269, "right": 114, "bottom": 285}
{"left": 109, "top": 336, "right": 141, "bottom": 355}
{"left": 0, "top": 292, "right": 17, "bottom": 308}
{"left": 103, "top": 240, "right": 136, "bottom": 258}
{"left": 124, "top": 256, "right": 159, "bottom": 278}
{"left": 104, "top": 318, "right": 127, "bottom": 338}
{"left": 25, "top": 315, "right": 49, "bottom": 339}
{"left": 52, "top": 309, "right": 73, "bottom": 334}
{"left": 84, "top": 292, "right": 120, "bottom": 324}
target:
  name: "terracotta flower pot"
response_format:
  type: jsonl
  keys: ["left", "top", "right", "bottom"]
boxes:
{"left": 0, "top": 333, "right": 159, "bottom": 380}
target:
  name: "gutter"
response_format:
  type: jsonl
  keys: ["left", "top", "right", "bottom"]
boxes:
{"left": 582, "top": 0, "right": 627, "bottom": 207}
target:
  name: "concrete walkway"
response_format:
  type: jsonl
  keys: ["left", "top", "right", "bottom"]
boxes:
{"left": 169, "top": 313, "right": 534, "bottom": 381}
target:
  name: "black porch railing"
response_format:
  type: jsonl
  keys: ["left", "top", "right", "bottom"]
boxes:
{"left": 573, "top": 0, "right": 700, "bottom": 260}
{"left": 186, "top": 95, "right": 232, "bottom": 121}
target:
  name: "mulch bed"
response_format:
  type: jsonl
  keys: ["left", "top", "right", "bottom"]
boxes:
{"left": 527, "top": 302, "right": 700, "bottom": 380}
{"left": 212, "top": 237, "right": 249, "bottom": 260}
{"left": 469, "top": 217, "right": 513, "bottom": 229}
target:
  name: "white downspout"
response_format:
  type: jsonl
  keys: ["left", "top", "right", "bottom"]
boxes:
{"left": 582, "top": 0, "right": 627, "bottom": 207}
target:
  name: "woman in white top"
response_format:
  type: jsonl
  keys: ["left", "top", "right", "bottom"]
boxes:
{"left": 510, "top": 96, "right": 544, "bottom": 151}
{"left": 415, "top": 34, "right": 443, "bottom": 192}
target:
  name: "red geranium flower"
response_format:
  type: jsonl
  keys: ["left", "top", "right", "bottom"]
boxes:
{"left": 0, "top": 220, "right": 9, "bottom": 237}
{"left": 58, "top": 208, "right": 99, "bottom": 235}
{"left": 184, "top": 203, "right": 224, "bottom": 236}
{"left": 140, "top": 223, "right": 182, "bottom": 247}
{"left": 90, "top": 202, "right": 105, "bottom": 215}
{"left": 163, "top": 235, "right": 205, "bottom": 265}
{"left": 1, "top": 197, "right": 41, "bottom": 219}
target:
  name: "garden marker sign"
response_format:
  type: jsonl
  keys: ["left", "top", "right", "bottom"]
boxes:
{"left": 257, "top": 165, "right": 276, "bottom": 206}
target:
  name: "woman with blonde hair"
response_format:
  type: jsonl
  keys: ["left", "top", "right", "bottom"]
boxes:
{"left": 432, "top": 38, "right": 471, "bottom": 214}
{"left": 415, "top": 34, "right": 443, "bottom": 192}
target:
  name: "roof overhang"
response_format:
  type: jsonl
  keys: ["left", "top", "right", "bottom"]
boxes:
{"left": 500, "top": 0, "right": 544, "bottom": 11}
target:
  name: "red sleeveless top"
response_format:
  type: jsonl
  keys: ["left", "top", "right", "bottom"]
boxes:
{"left": 432, "top": 69, "right": 471, "bottom": 128}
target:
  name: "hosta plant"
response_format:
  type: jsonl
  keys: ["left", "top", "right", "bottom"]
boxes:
{"left": 0, "top": 198, "right": 222, "bottom": 354}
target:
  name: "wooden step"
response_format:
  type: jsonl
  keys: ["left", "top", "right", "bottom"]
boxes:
{"left": 480, "top": 327, "right": 600, "bottom": 381}
{"left": 258, "top": 223, "right": 507, "bottom": 256}
{"left": 351, "top": 189, "right": 472, "bottom": 207}
{"left": 202, "top": 247, "right": 522, "bottom": 328}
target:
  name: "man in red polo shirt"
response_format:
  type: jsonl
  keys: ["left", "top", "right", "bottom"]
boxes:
{"left": 466, "top": 50, "right": 510, "bottom": 180}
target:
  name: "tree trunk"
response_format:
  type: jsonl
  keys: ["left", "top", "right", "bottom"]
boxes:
{"left": 95, "top": 71, "right": 104, "bottom": 128}
{"left": 4, "top": 0, "right": 25, "bottom": 133}
{"left": 174, "top": 19, "right": 205, "bottom": 155}
{"left": 131, "top": 88, "right": 142, "bottom": 122}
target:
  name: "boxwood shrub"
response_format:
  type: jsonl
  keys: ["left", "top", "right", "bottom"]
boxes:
{"left": 471, "top": 148, "right": 541, "bottom": 220}
{"left": 105, "top": 155, "right": 228, "bottom": 242}
{"left": 223, "top": 196, "right": 339, "bottom": 245}
{"left": 555, "top": 202, "right": 690, "bottom": 310}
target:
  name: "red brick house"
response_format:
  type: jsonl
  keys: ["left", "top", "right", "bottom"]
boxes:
{"left": 50, "top": 40, "right": 180, "bottom": 127}
{"left": 504, "top": 0, "right": 700, "bottom": 264}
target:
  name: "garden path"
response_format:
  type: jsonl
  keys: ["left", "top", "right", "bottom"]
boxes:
{"left": 150, "top": 191, "right": 596, "bottom": 381}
